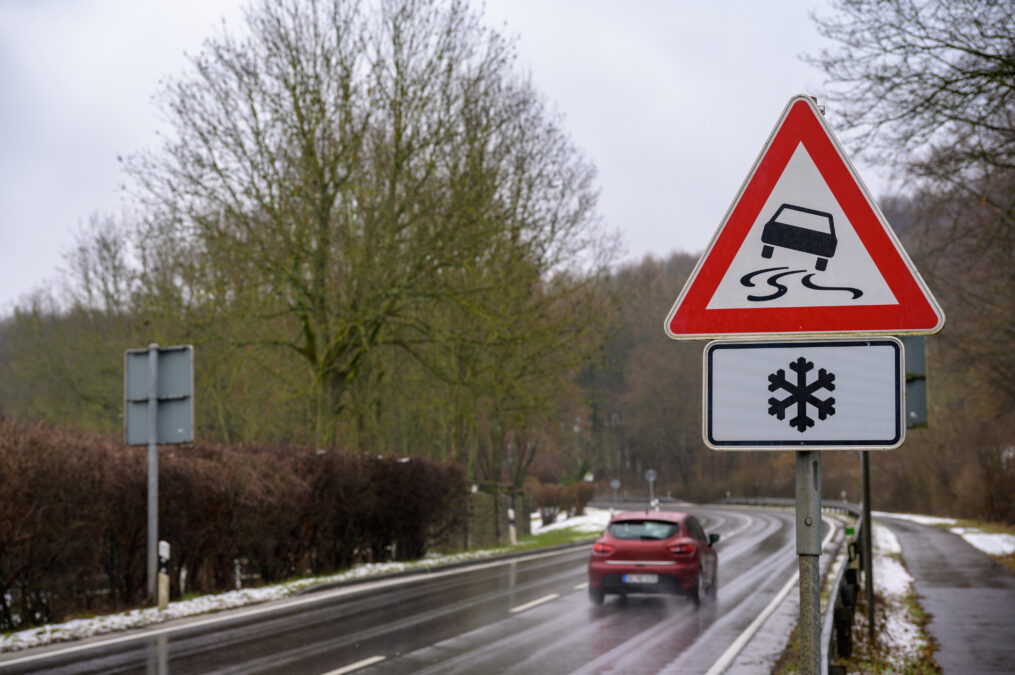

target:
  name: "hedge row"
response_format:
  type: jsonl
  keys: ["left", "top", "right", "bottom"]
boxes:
{"left": 525, "top": 478, "right": 595, "bottom": 527}
{"left": 0, "top": 419, "right": 466, "bottom": 630}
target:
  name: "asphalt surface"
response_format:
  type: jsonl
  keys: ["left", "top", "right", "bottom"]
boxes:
{"left": 883, "top": 516, "right": 1015, "bottom": 674}
{"left": 0, "top": 505, "right": 812, "bottom": 675}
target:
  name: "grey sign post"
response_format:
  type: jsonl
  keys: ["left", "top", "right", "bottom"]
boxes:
{"left": 125, "top": 344, "right": 194, "bottom": 603}
{"left": 644, "top": 469, "right": 657, "bottom": 505}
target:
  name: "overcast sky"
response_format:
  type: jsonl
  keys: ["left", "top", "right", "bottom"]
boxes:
{"left": 0, "top": 0, "right": 888, "bottom": 315}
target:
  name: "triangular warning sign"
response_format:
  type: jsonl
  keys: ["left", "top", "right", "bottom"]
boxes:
{"left": 665, "top": 95, "right": 945, "bottom": 339}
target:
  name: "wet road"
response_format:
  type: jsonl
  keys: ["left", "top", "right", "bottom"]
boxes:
{"left": 0, "top": 506, "right": 809, "bottom": 675}
{"left": 883, "top": 516, "right": 1015, "bottom": 674}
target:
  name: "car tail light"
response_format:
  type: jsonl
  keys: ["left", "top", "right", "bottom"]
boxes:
{"left": 593, "top": 542, "right": 615, "bottom": 554}
{"left": 669, "top": 543, "right": 695, "bottom": 555}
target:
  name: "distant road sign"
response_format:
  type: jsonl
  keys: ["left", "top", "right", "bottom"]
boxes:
{"left": 124, "top": 345, "right": 194, "bottom": 445}
{"left": 704, "top": 338, "right": 904, "bottom": 450}
{"left": 666, "top": 95, "right": 944, "bottom": 339}
{"left": 644, "top": 469, "right": 657, "bottom": 483}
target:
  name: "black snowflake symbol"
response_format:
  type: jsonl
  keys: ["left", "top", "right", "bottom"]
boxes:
{"left": 767, "top": 356, "right": 836, "bottom": 433}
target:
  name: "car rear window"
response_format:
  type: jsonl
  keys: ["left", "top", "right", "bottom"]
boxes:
{"left": 608, "top": 520, "right": 680, "bottom": 541}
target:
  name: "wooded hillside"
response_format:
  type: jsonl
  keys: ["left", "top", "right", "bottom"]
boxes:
{"left": 0, "top": 0, "right": 1012, "bottom": 524}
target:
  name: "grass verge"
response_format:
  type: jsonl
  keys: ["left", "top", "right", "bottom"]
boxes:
{"left": 835, "top": 588, "right": 940, "bottom": 674}
{"left": 773, "top": 524, "right": 940, "bottom": 675}
{"left": 772, "top": 591, "right": 940, "bottom": 675}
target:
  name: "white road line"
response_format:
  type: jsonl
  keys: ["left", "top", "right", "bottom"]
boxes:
{"left": 717, "top": 513, "right": 753, "bottom": 541}
{"left": 704, "top": 515, "right": 839, "bottom": 675}
{"left": 704, "top": 570, "right": 799, "bottom": 675}
{"left": 321, "top": 655, "right": 385, "bottom": 675}
{"left": 573, "top": 582, "right": 589, "bottom": 590}
{"left": 510, "top": 593, "right": 559, "bottom": 613}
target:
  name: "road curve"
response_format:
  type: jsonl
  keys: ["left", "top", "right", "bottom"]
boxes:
{"left": 0, "top": 506, "right": 817, "bottom": 675}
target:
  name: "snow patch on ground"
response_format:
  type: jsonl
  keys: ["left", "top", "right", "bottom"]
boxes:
{"left": 950, "top": 529, "right": 1015, "bottom": 556}
{"left": 531, "top": 506, "right": 611, "bottom": 535}
{"left": 3, "top": 509, "right": 616, "bottom": 654}
{"left": 871, "top": 522, "right": 912, "bottom": 597}
{"left": 879, "top": 511, "right": 1015, "bottom": 558}
{"left": 875, "top": 511, "right": 956, "bottom": 527}
{"left": 0, "top": 548, "right": 511, "bottom": 653}
{"left": 870, "top": 522, "right": 925, "bottom": 659}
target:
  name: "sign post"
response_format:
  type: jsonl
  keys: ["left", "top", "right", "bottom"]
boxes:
{"left": 125, "top": 344, "right": 194, "bottom": 604}
{"left": 644, "top": 469, "right": 657, "bottom": 506}
{"left": 146, "top": 345, "right": 158, "bottom": 605}
{"left": 663, "top": 96, "right": 943, "bottom": 673}
{"left": 796, "top": 451, "right": 822, "bottom": 672}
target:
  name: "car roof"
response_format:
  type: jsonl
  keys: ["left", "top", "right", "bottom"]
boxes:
{"left": 610, "top": 510, "right": 687, "bottom": 523}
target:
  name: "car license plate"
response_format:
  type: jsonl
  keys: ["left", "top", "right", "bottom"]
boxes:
{"left": 623, "top": 574, "right": 658, "bottom": 584}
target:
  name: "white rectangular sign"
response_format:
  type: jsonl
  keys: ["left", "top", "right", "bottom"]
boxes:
{"left": 704, "top": 338, "right": 904, "bottom": 450}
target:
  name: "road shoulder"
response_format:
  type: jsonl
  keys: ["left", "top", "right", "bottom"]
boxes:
{"left": 723, "top": 513, "right": 847, "bottom": 674}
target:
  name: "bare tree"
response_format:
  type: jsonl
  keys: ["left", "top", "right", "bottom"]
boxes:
{"left": 810, "top": 0, "right": 1015, "bottom": 406}
{"left": 61, "top": 214, "right": 136, "bottom": 315}
{"left": 124, "top": 0, "right": 613, "bottom": 447}
{"left": 809, "top": 0, "right": 1015, "bottom": 185}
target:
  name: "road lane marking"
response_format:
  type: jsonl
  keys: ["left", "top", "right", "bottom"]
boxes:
{"left": 703, "top": 515, "right": 839, "bottom": 675}
{"left": 704, "top": 570, "right": 798, "bottom": 675}
{"left": 717, "top": 513, "right": 753, "bottom": 540}
{"left": 321, "top": 655, "right": 385, "bottom": 675}
{"left": 573, "top": 582, "right": 589, "bottom": 590}
{"left": 510, "top": 593, "right": 559, "bottom": 613}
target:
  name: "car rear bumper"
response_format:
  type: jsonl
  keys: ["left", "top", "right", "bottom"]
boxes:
{"left": 588, "top": 559, "right": 698, "bottom": 595}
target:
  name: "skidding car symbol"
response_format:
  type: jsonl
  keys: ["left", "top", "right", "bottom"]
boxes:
{"left": 760, "top": 203, "right": 837, "bottom": 271}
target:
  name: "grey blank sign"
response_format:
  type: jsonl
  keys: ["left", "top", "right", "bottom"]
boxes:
{"left": 124, "top": 345, "right": 194, "bottom": 445}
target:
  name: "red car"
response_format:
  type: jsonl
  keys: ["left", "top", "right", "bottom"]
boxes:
{"left": 588, "top": 510, "right": 719, "bottom": 606}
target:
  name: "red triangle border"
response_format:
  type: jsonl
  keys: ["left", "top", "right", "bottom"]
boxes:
{"left": 666, "top": 96, "right": 944, "bottom": 338}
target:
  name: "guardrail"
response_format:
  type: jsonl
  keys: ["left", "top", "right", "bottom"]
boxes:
{"left": 714, "top": 497, "right": 863, "bottom": 675}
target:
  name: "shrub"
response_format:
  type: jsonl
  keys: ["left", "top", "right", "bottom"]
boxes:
{"left": 0, "top": 419, "right": 467, "bottom": 630}
{"left": 525, "top": 477, "right": 563, "bottom": 527}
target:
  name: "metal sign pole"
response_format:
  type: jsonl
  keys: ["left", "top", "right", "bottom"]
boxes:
{"left": 861, "top": 450, "right": 874, "bottom": 637}
{"left": 147, "top": 343, "right": 159, "bottom": 603}
{"left": 644, "top": 469, "right": 657, "bottom": 506}
{"left": 796, "top": 450, "right": 822, "bottom": 674}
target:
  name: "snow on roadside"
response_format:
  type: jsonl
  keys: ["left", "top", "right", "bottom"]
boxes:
{"left": 949, "top": 528, "right": 1015, "bottom": 556}
{"left": 0, "top": 548, "right": 512, "bottom": 653}
{"left": 876, "top": 511, "right": 1015, "bottom": 557}
{"left": 3, "top": 510, "right": 615, "bottom": 654}
{"left": 872, "top": 521, "right": 911, "bottom": 597}
{"left": 875, "top": 511, "right": 956, "bottom": 527}
{"left": 531, "top": 506, "right": 612, "bottom": 535}
{"left": 870, "top": 521, "right": 927, "bottom": 660}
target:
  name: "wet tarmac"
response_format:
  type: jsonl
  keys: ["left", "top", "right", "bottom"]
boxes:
{"left": 0, "top": 506, "right": 812, "bottom": 674}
